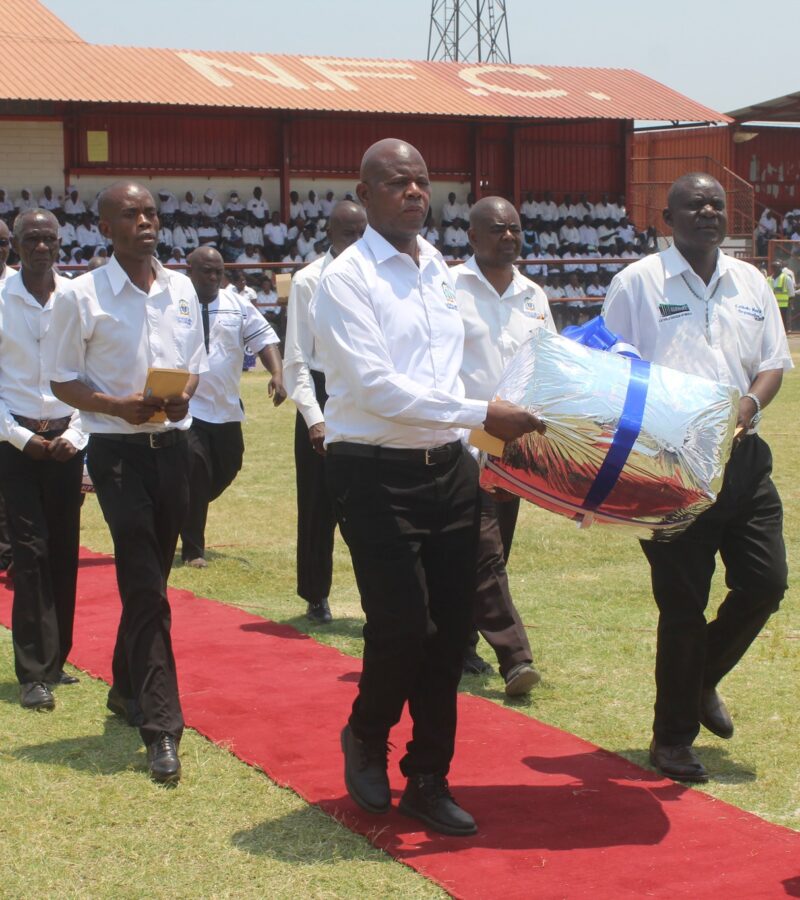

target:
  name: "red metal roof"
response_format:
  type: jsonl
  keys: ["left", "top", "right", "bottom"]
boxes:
{"left": 3, "top": 1, "right": 730, "bottom": 123}
{"left": 0, "top": 0, "right": 83, "bottom": 42}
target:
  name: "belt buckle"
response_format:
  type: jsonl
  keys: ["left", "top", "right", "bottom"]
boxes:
{"left": 148, "top": 433, "right": 161, "bottom": 449}
{"left": 37, "top": 419, "right": 50, "bottom": 433}
{"left": 424, "top": 448, "right": 435, "bottom": 466}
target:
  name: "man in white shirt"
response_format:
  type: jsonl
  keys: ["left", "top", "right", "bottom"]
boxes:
{"left": 285, "top": 200, "right": 367, "bottom": 625}
{"left": 246, "top": 186, "right": 269, "bottom": 222}
{"left": 254, "top": 273, "right": 280, "bottom": 318}
{"left": 441, "top": 192, "right": 462, "bottom": 227}
{"left": 558, "top": 216, "right": 580, "bottom": 247}
{"left": 296, "top": 224, "right": 317, "bottom": 259}
{"left": 180, "top": 191, "right": 200, "bottom": 217}
{"left": 63, "top": 188, "right": 85, "bottom": 218}
{"left": 241, "top": 212, "right": 264, "bottom": 250}
{"left": 519, "top": 191, "right": 539, "bottom": 223}
{"left": 264, "top": 211, "right": 288, "bottom": 260}
{"left": 597, "top": 218, "right": 618, "bottom": 249}
{"left": 302, "top": 190, "right": 322, "bottom": 222}
{"left": 173, "top": 213, "right": 200, "bottom": 254}
{"left": 180, "top": 248, "right": 284, "bottom": 568}
{"left": 311, "top": 139, "right": 542, "bottom": 836}
{"left": 578, "top": 215, "right": 599, "bottom": 248}
{"left": 225, "top": 191, "right": 244, "bottom": 214}
{"left": 0, "top": 209, "right": 86, "bottom": 712}
{"left": 235, "top": 244, "right": 263, "bottom": 277}
{"left": 603, "top": 173, "right": 792, "bottom": 785}
{"left": 38, "top": 186, "right": 61, "bottom": 211}
{"left": 48, "top": 181, "right": 208, "bottom": 784}
{"left": 538, "top": 191, "right": 558, "bottom": 223}
{"left": 443, "top": 221, "right": 469, "bottom": 258}
{"left": 14, "top": 188, "right": 35, "bottom": 214}
{"left": 197, "top": 215, "right": 219, "bottom": 248}
{"left": 288, "top": 191, "right": 305, "bottom": 223}
{"left": 320, "top": 190, "right": 336, "bottom": 218}
{"left": 76, "top": 212, "right": 104, "bottom": 254}
{"left": 455, "top": 197, "right": 555, "bottom": 696}
{"left": 593, "top": 193, "right": 613, "bottom": 223}
{"left": 616, "top": 217, "right": 637, "bottom": 244}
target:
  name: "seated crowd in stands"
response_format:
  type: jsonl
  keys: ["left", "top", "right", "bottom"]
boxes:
{"left": 0, "top": 183, "right": 656, "bottom": 331}
{"left": 757, "top": 206, "right": 800, "bottom": 256}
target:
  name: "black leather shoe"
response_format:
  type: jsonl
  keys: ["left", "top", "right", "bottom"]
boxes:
{"left": 700, "top": 688, "right": 734, "bottom": 739}
{"left": 649, "top": 739, "right": 709, "bottom": 783}
{"left": 504, "top": 662, "right": 541, "bottom": 697}
{"left": 399, "top": 774, "right": 478, "bottom": 836}
{"left": 20, "top": 682, "right": 55, "bottom": 710}
{"left": 106, "top": 686, "right": 144, "bottom": 727}
{"left": 340, "top": 725, "right": 390, "bottom": 814}
{"left": 307, "top": 598, "right": 333, "bottom": 624}
{"left": 147, "top": 733, "right": 181, "bottom": 784}
{"left": 462, "top": 650, "right": 494, "bottom": 676}
{"left": 56, "top": 670, "right": 80, "bottom": 686}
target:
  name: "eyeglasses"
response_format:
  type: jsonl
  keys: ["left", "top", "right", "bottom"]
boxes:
{"left": 0, "top": 239, "right": 9, "bottom": 247}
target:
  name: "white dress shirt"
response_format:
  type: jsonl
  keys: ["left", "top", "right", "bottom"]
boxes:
{"left": 76, "top": 223, "right": 103, "bottom": 248}
{"left": 264, "top": 222, "right": 288, "bottom": 246}
{"left": 310, "top": 226, "right": 487, "bottom": 448}
{"left": 0, "top": 271, "right": 85, "bottom": 451}
{"left": 58, "top": 223, "right": 77, "bottom": 247}
{"left": 0, "top": 264, "right": 16, "bottom": 287}
{"left": 539, "top": 201, "right": 558, "bottom": 222}
{"left": 158, "top": 194, "right": 179, "bottom": 215}
{"left": 202, "top": 199, "right": 223, "bottom": 218}
{"left": 63, "top": 197, "right": 86, "bottom": 215}
{"left": 254, "top": 289, "right": 280, "bottom": 316}
{"left": 602, "top": 244, "right": 793, "bottom": 397}
{"left": 444, "top": 225, "right": 469, "bottom": 249}
{"left": 246, "top": 197, "right": 269, "bottom": 220}
{"left": 289, "top": 202, "right": 305, "bottom": 222}
{"left": 38, "top": 194, "right": 61, "bottom": 211}
{"left": 303, "top": 198, "right": 322, "bottom": 219}
{"left": 173, "top": 224, "right": 199, "bottom": 251}
{"left": 441, "top": 200, "right": 462, "bottom": 223}
{"left": 320, "top": 197, "right": 336, "bottom": 217}
{"left": 454, "top": 254, "right": 555, "bottom": 403}
{"left": 284, "top": 252, "right": 330, "bottom": 428}
{"left": 242, "top": 224, "right": 264, "bottom": 247}
{"left": 180, "top": 199, "right": 200, "bottom": 216}
{"left": 190, "top": 286, "right": 278, "bottom": 424}
{"left": 46, "top": 255, "right": 208, "bottom": 434}
{"left": 520, "top": 199, "right": 540, "bottom": 220}
{"left": 559, "top": 224, "right": 580, "bottom": 245}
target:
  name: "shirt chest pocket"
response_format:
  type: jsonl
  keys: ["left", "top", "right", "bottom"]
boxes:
{"left": 211, "top": 314, "right": 243, "bottom": 352}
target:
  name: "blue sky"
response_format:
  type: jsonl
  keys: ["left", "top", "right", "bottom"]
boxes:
{"left": 43, "top": 0, "right": 796, "bottom": 115}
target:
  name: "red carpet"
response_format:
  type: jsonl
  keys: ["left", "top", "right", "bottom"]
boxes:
{"left": 2, "top": 549, "right": 798, "bottom": 899}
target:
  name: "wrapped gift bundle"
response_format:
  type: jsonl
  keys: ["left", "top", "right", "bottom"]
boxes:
{"left": 478, "top": 328, "right": 739, "bottom": 540}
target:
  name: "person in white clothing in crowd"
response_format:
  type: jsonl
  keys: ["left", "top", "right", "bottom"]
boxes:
{"left": 201, "top": 190, "right": 222, "bottom": 219}
{"left": 284, "top": 200, "right": 367, "bottom": 625}
{"left": 179, "top": 247, "right": 285, "bottom": 569}
{"left": 15, "top": 188, "right": 36, "bottom": 213}
{"left": 63, "top": 188, "right": 85, "bottom": 218}
{"left": 320, "top": 190, "right": 336, "bottom": 218}
{"left": 288, "top": 191, "right": 305, "bottom": 223}
{"left": 603, "top": 172, "right": 792, "bottom": 785}
{"left": 303, "top": 190, "right": 322, "bottom": 221}
{"left": 264, "top": 211, "right": 288, "bottom": 260}
{"left": 454, "top": 196, "right": 554, "bottom": 694}
{"left": 76, "top": 212, "right": 104, "bottom": 253}
{"left": 443, "top": 219, "right": 469, "bottom": 258}
{"left": 246, "top": 186, "right": 269, "bottom": 221}
{"left": 441, "top": 192, "right": 462, "bottom": 227}
{"left": 559, "top": 216, "right": 580, "bottom": 246}
{"left": 38, "top": 186, "right": 61, "bottom": 211}
{"left": 520, "top": 191, "right": 539, "bottom": 222}
{"left": 225, "top": 191, "right": 244, "bottom": 214}
{"left": 157, "top": 189, "right": 179, "bottom": 216}
{"left": 180, "top": 191, "right": 200, "bottom": 217}
{"left": 0, "top": 188, "right": 14, "bottom": 216}
{"left": 242, "top": 213, "right": 265, "bottom": 249}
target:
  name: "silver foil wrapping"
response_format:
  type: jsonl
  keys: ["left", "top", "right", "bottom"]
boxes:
{"left": 479, "top": 329, "right": 739, "bottom": 540}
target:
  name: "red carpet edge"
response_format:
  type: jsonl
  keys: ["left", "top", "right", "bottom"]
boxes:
{"left": 1, "top": 548, "right": 798, "bottom": 900}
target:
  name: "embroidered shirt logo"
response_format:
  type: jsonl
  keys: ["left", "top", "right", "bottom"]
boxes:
{"left": 523, "top": 295, "right": 545, "bottom": 318}
{"left": 735, "top": 303, "right": 764, "bottom": 322}
{"left": 177, "top": 298, "right": 192, "bottom": 325}
{"left": 658, "top": 302, "right": 691, "bottom": 320}
{"left": 442, "top": 281, "right": 458, "bottom": 310}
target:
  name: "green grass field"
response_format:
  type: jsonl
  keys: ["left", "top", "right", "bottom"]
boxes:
{"left": 1, "top": 349, "right": 797, "bottom": 898}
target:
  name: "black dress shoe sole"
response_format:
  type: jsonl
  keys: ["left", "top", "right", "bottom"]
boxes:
{"left": 149, "top": 766, "right": 181, "bottom": 785}
{"left": 398, "top": 798, "right": 478, "bottom": 836}
{"left": 699, "top": 718, "right": 734, "bottom": 740}
{"left": 21, "top": 699, "right": 55, "bottom": 711}
{"left": 340, "top": 730, "right": 390, "bottom": 815}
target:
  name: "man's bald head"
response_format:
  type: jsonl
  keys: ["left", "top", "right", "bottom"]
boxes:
{"left": 356, "top": 138, "right": 430, "bottom": 252}
{"left": 467, "top": 195, "right": 522, "bottom": 271}
{"left": 187, "top": 246, "right": 224, "bottom": 303}
{"left": 666, "top": 173, "right": 724, "bottom": 211}
{"left": 98, "top": 181, "right": 155, "bottom": 220}
{"left": 469, "top": 196, "right": 518, "bottom": 230}
{"left": 329, "top": 200, "right": 367, "bottom": 255}
{"left": 359, "top": 138, "right": 425, "bottom": 184}
{"left": 188, "top": 246, "right": 223, "bottom": 270}
{"left": 13, "top": 208, "right": 58, "bottom": 241}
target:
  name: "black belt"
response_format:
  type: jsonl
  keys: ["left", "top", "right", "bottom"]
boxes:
{"left": 327, "top": 440, "right": 462, "bottom": 466}
{"left": 13, "top": 414, "right": 72, "bottom": 434}
{"left": 92, "top": 430, "right": 187, "bottom": 450}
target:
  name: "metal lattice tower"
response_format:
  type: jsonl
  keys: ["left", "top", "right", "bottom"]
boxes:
{"left": 427, "top": 0, "right": 511, "bottom": 63}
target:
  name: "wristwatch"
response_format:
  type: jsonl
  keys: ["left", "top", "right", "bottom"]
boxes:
{"left": 743, "top": 392, "right": 762, "bottom": 428}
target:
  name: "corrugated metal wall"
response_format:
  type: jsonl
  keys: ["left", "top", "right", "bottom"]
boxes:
{"left": 632, "top": 126, "right": 732, "bottom": 171}
{"left": 516, "top": 121, "right": 626, "bottom": 196}
{"left": 732, "top": 126, "right": 800, "bottom": 213}
{"left": 289, "top": 116, "right": 472, "bottom": 177}
{"left": 72, "top": 111, "right": 282, "bottom": 172}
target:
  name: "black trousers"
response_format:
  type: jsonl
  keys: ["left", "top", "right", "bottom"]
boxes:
{"left": 469, "top": 490, "right": 533, "bottom": 677}
{"left": 0, "top": 494, "right": 13, "bottom": 569}
{"left": 327, "top": 446, "right": 480, "bottom": 777}
{"left": 0, "top": 440, "right": 83, "bottom": 684}
{"left": 180, "top": 419, "right": 244, "bottom": 561}
{"left": 640, "top": 435, "right": 787, "bottom": 746}
{"left": 87, "top": 435, "right": 190, "bottom": 747}
{"left": 294, "top": 370, "right": 336, "bottom": 604}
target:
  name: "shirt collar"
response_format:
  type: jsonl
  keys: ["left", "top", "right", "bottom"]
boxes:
{"left": 4, "top": 268, "right": 65, "bottom": 307}
{"left": 104, "top": 254, "right": 170, "bottom": 296}
{"left": 462, "top": 253, "right": 529, "bottom": 300}
{"left": 662, "top": 242, "right": 734, "bottom": 283}
{"left": 362, "top": 224, "right": 439, "bottom": 268}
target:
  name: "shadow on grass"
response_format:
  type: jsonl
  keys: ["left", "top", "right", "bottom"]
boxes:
{"left": 171, "top": 550, "right": 254, "bottom": 570}
{"left": 281, "top": 616, "right": 365, "bottom": 642}
{"left": 231, "top": 806, "right": 386, "bottom": 861}
{"left": 0, "top": 679, "right": 20, "bottom": 705}
{"left": 9, "top": 718, "right": 144, "bottom": 776}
